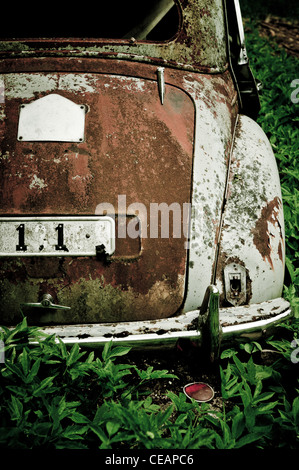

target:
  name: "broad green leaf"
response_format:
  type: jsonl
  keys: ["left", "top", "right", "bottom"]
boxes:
{"left": 247, "top": 356, "right": 257, "bottom": 384}
{"left": 106, "top": 346, "right": 131, "bottom": 359}
{"left": 71, "top": 412, "right": 90, "bottom": 424}
{"left": 232, "top": 412, "right": 245, "bottom": 440}
{"left": 156, "top": 405, "right": 174, "bottom": 428}
{"left": 256, "top": 401, "right": 279, "bottom": 413}
{"left": 214, "top": 433, "right": 225, "bottom": 449}
{"left": 233, "top": 355, "right": 246, "bottom": 376}
{"left": 101, "top": 342, "right": 111, "bottom": 362}
{"left": 292, "top": 397, "right": 299, "bottom": 426}
{"left": 89, "top": 424, "right": 109, "bottom": 443}
{"left": 58, "top": 338, "right": 68, "bottom": 359}
{"left": 86, "top": 351, "right": 95, "bottom": 363}
{"left": 5, "top": 362, "right": 26, "bottom": 381}
{"left": 244, "top": 406, "right": 256, "bottom": 431}
{"left": 20, "top": 348, "right": 30, "bottom": 376}
{"left": 235, "top": 432, "right": 263, "bottom": 448}
{"left": 6, "top": 385, "right": 27, "bottom": 398}
{"left": 27, "top": 358, "right": 41, "bottom": 383}
{"left": 9, "top": 395, "right": 23, "bottom": 423}
{"left": 254, "top": 391, "right": 275, "bottom": 404}
{"left": 33, "top": 376, "right": 56, "bottom": 396}
{"left": 106, "top": 421, "right": 120, "bottom": 436}
{"left": 66, "top": 343, "right": 81, "bottom": 367}
{"left": 253, "top": 380, "right": 263, "bottom": 400}
{"left": 62, "top": 425, "right": 89, "bottom": 440}
{"left": 221, "top": 348, "right": 237, "bottom": 359}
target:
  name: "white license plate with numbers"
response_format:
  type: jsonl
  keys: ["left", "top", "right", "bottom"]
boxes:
{"left": 0, "top": 216, "right": 115, "bottom": 257}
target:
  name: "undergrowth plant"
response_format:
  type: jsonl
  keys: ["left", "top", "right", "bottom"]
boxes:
{"left": 1, "top": 317, "right": 299, "bottom": 449}
{"left": 0, "top": 318, "right": 177, "bottom": 449}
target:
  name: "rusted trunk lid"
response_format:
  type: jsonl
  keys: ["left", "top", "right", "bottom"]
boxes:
{"left": 0, "top": 69, "right": 195, "bottom": 324}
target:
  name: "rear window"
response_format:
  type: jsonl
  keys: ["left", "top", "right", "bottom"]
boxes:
{"left": 0, "top": 0, "right": 180, "bottom": 41}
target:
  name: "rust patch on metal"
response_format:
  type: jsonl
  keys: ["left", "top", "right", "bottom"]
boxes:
{"left": 277, "top": 240, "right": 283, "bottom": 263}
{"left": 251, "top": 196, "right": 283, "bottom": 270}
{"left": 23, "top": 258, "right": 63, "bottom": 278}
{"left": 0, "top": 0, "right": 228, "bottom": 73}
{"left": 0, "top": 71, "right": 195, "bottom": 324}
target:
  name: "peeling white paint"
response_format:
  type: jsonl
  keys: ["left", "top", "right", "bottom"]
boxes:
{"left": 182, "top": 75, "right": 233, "bottom": 312}
{"left": 103, "top": 75, "right": 145, "bottom": 93}
{"left": 29, "top": 175, "right": 47, "bottom": 190}
{"left": 58, "top": 74, "right": 98, "bottom": 94}
{"left": 216, "top": 115, "right": 285, "bottom": 304}
{"left": 0, "top": 76, "right": 4, "bottom": 104}
{"left": 4, "top": 74, "right": 57, "bottom": 99}
{"left": 3, "top": 73, "right": 98, "bottom": 100}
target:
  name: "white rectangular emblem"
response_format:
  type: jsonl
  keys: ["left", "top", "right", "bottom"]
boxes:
{"left": 17, "top": 94, "right": 86, "bottom": 142}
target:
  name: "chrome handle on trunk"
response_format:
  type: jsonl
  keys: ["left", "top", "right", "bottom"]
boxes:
{"left": 21, "top": 294, "right": 71, "bottom": 310}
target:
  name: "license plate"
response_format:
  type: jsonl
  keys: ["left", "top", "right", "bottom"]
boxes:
{"left": 0, "top": 216, "right": 115, "bottom": 257}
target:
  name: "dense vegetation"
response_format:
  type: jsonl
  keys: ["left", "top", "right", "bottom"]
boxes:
{"left": 243, "top": 18, "right": 298, "bottom": 307}
{"left": 0, "top": 316, "right": 299, "bottom": 449}
{"left": 0, "top": 1, "right": 298, "bottom": 450}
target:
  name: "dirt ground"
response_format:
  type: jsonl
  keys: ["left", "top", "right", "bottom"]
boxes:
{"left": 126, "top": 342, "right": 224, "bottom": 411}
{"left": 125, "top": 337, "right": 285, "bottom": 412}
{"left": 257, "top": 15, "right": 299, "bottom": 57}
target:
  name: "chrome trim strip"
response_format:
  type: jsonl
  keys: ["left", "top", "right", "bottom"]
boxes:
{"left": 28, "top": 297, "right": 292, "bottom": 349}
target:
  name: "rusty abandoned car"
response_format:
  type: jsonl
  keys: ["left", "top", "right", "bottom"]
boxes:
{"left": 0, "top": 0, "right": 292, "bottom": 359}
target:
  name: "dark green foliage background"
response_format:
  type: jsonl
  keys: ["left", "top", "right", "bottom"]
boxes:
{"left": 241, "top": 0, "right": 298, "bottom": 307}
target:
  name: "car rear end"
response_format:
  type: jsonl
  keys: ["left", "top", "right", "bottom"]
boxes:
{"left": 0, "top": 0, "right": 292, "bottom": 354}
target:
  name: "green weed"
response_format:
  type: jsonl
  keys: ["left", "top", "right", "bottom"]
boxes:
{"left": 1, "top": 316, "right": 299, "bottom": 449}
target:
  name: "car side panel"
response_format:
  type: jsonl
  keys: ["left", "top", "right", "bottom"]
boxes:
{"left": 215, "top": 114, "right": 285, "bottom": 306}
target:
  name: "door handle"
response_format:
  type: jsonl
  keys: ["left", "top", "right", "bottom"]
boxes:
{"left": 21, "top": 294, "right": 71, "bottom": 310}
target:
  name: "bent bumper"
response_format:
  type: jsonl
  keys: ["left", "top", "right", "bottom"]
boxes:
{"left": 36, "top": 294, "right": 292, "bottom": 350}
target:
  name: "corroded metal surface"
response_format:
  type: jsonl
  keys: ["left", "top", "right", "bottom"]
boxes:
{"left": 0, "top": 0, "right": 289, "bottom": 337}
{"left": 0, "top": 0, "right": 227, "bottom": 73}
{"left": 215, "top": 115, "right": 285, "bottom": 305}
{"left": 180, "top": 69, "right": 238, "bottom": 312}
{"left": 0, "top": 60, "right": 238, "bottom": 324}
{"left": 27, "top": 297, "right": 292, "bottom": 348}
{"left": 0, "top": 64, "right": 198, "bottom": 323}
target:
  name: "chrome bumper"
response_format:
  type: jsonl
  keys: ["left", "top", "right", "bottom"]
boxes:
{"left": 36, "top": 287, "right": 292, "bottom": 356}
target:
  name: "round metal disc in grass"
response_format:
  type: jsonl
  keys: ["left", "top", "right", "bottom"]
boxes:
{"left": 183, "top": 382, "right": 214, "bottom": 402}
